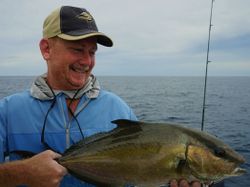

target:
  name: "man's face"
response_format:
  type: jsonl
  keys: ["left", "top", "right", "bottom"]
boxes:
{"left": 43, "top": 37, "right": 97, "bottom": 90}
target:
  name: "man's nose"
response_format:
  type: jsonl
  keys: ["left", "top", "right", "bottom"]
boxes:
{"left": 79, "top": 52, "right": 92, "bottom": 65}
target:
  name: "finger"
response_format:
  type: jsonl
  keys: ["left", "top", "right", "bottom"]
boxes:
{"left": 169, "top": 179, "right": 178, "bottom": 187}
{"left": 46, "top": 150, "right": 62, "bottom": 159}
{"left": 190, "top": 181, "right": 201, "bottom": 187}
{"left": 58, "top": 165, "right": 68, "bottom": 176}
{"left": 52, "top": 152, "right": 62, "bottom": 159}
{"left": 179, "top": 179, "right": 190, "bottom": 187}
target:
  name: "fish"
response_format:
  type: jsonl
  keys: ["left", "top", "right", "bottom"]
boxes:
{"left": 57, "top": 119, "right": 246, "bottom": 186}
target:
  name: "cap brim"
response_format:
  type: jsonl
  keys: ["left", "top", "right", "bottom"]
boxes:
{"left": 57, "top": 32, "right": 113, "bottom": 47}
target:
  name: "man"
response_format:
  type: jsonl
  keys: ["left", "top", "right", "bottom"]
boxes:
{"left": 0, "top": 5, "right": 204, "bottom": 187}
{"left": 0, "top": 6, "right": 137, "bottom": 187}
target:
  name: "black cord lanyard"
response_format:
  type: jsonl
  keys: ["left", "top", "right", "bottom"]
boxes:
{"left": 66, "top": 89, "right": 85, "bottom": 139}
{"left": 41, "top": 85, "right": 85, "bottom": 151}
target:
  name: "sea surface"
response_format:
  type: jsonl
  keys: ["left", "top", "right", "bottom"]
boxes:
{"left": 0, "top": 76, "right": 249, "bottom": 186}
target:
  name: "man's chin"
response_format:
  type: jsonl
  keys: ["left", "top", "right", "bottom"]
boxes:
{"left": 68, "top": 73, "right": 89, "bottom": 89}
{"left": 68, "top": 79, "right": 88, "bottom": 90}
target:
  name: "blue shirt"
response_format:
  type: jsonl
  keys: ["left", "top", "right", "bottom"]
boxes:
{"left": 0, "top": 89, "right": 137, "bottom": 186}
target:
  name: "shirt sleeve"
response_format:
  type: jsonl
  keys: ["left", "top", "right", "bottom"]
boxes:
{"left": 129, "top": 107, "right": 138, "bottom": 121}
{"left": 0, "top": 98, "right": 8, "bottom": 162}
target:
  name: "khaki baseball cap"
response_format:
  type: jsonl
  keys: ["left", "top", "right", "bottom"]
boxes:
{"left": 43, "top": 6, "right": 113, "bottom": 47}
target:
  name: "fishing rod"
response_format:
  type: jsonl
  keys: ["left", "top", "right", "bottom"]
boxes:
{"left": 201, "top": 0, "right": 215, "bottom": 131}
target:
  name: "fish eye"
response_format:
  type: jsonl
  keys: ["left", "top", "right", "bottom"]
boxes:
{"left": 214, "top": 147, "right": 226, "bottom": 157}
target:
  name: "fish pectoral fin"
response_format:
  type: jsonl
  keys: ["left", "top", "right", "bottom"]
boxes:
{"left": 177, "top": 159, "right": 188, "bottom": 173}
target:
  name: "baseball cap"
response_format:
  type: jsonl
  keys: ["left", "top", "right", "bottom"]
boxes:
{"left": 43, "top": 6, "right": 113, "bottom": 47}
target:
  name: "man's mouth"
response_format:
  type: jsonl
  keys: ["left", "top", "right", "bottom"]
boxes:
{"left": 70, "top": 65, "right": 90, "bottom": 73}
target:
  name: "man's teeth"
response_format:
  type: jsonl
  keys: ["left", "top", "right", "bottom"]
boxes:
{"left": 72, "top": 66, "right": 90, "bottom": 73}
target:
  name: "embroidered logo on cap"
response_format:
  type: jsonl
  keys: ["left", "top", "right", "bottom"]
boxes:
{"left": 77, "top": 11, "right": 93, "bottom": 21}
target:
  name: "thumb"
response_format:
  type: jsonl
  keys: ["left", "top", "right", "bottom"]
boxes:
{"left": 45, "top": 150, "right": 62, "bottom": 160}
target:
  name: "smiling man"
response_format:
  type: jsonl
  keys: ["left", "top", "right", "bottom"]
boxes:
{"left": 0, "top": 6, "right": 137, "bottom": 187}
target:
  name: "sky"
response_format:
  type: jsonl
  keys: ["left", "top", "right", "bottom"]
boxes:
{"left": 0, "top": 0, "right": 249, "bottom": 76}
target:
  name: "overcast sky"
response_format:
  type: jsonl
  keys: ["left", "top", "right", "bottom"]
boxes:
{"left": 0, "top": 0, "right": 249, "bottom": 76}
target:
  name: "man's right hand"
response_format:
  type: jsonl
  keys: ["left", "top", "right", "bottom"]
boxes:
{"left": 0, "top": 150, "right": 67, "bottom": 187}
{"left": 23, "top": 150, "right": 67, "bottom": 187}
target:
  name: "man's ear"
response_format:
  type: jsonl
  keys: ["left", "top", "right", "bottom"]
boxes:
{"left": 39, "top": 39, "right": 50, "bottom": 60}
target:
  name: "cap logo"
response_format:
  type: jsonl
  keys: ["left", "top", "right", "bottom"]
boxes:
{"left": 77, "top": 11, "right": 93, "bottom": 21}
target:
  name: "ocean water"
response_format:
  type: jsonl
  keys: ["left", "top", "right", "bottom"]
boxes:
{"left": 0, "top": 76, "right": 249, "bottom": 186}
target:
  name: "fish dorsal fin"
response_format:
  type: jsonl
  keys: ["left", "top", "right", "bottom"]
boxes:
{"left": 64, "top": 120, "right": 142, "bottom": 156}
{"left": 111, "top": 119, "right": 142, "bottom": 127}
{"left": 111, "top": 119, "right": 143, "bottom": 140}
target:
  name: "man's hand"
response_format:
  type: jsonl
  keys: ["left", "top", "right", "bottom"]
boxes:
{"left": 0, "top": 150, "right": 67, "bottom": 187}
{"left": 170, "top": 179, "right": 201, "bottom": 187}
{"left": 23, "top": 150, "right": 67, "bottom": 187}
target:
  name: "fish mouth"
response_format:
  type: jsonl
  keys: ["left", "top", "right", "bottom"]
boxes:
{"left": 231, "top": 167, "right": 247, "bottom": 176}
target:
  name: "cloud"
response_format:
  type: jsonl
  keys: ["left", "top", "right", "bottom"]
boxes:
{"left": 0, "top": 0, "right": 249, "bottom": 76}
